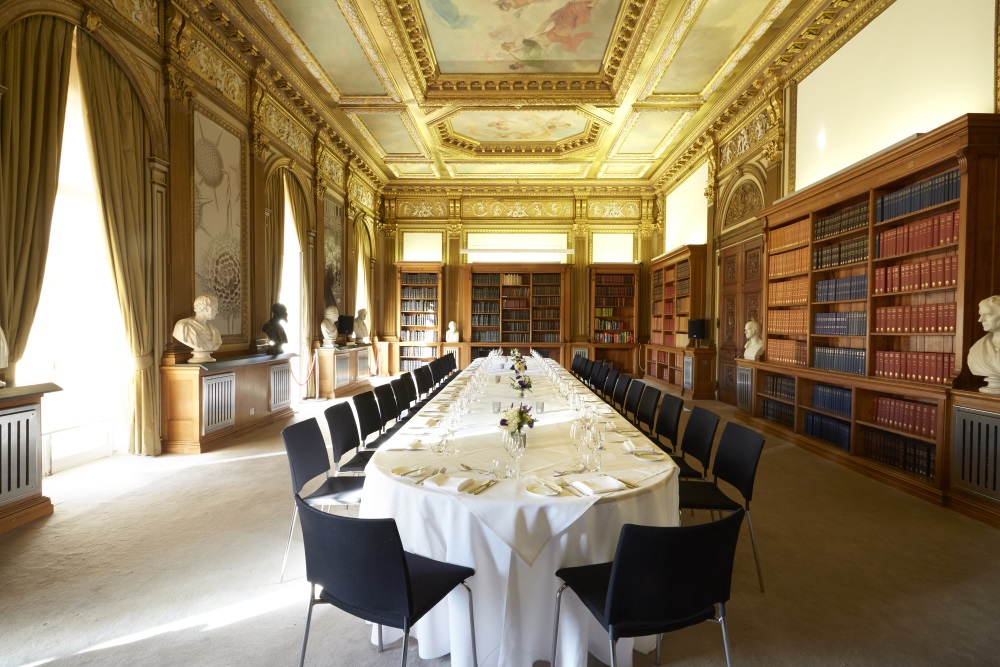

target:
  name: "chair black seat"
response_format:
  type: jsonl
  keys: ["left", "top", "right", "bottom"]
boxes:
{"left": 336, "top": 450, "right": 375, "bottom": 474}
{"left": 401, "top": 552, "right": 476, "bottom": 623}
{"left": 670, "top": 455, "right": 704, "bottom": 479}
{"left": 678, "top": 479, "right": 742, "bottom": 511}
{"left": 303, "top": 474, "right": 366, "bottom": 506}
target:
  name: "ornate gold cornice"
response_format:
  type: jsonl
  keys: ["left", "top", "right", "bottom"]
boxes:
{"left": 461, "top": 199, "right": 574, "bottom": 219}
{"left": 434, "top": 120, "right": 602, "bottom": 157}
{"left": 348, "top": 174, "right": 377, "bottom": 213}
{"left": 588, "top": 200, "right": 641, "bottom": 220}
{"left": 395, "top": 199, "right": 449, "bottom": 219}
{"left": 108, "top": 0, "right": 160, "bottom": 42}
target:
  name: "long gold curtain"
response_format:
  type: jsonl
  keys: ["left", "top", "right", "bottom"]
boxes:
{"left": 76, "top": 31, "right": 158, "bottom": 456}
{"left": 0, "top": 16, "right": 73, "bottom": 383}
{"left": 264, "top": 171, "right": 284, "bottom": 308}
{"left": 284, "top": 171, "right": 312, "bottom": 370}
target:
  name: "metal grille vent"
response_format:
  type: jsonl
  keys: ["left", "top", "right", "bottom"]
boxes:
{"left": 0, "top": 405, "right": 40, "bottom": 506}
{"left": 952, "top": 406, "right": 1000, "bottom": 502}
{"left": 202, "top": 373, "right": 236, "bottom": 434}
{"left": 737, "top": 366, "right": 753, "bottom": 412}
{"left": 270, "top": 363, "right": 291, "bottom": 411}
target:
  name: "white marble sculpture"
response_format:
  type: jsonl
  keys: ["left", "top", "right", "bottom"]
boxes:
{"left": 354, "top": 308, "right": 369, "bottom": 344}
{"left": 967, "top": 295, "right": 1000, "bottom": 394}
{"left": 0, "top": 323, "right": 8, "bottom": 387}
{"left": 320, "top": 306, "right": 339, "bottom": 347}
{"left": 744, "top": 319, "right": 764, "bottom": 361}
{"left": 173, "top": 294, "right": 223, "bottom": 363}
{"left": 445, "top": 321, "right": 460, "bottom": 342}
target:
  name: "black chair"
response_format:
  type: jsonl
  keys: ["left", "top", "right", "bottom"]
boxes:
{"left": 612, "top": 375, "right": 631, "bottom": 412}
{"left": 602, "top": 368, "right": 620, "bottom": 403}
{"left": 413, "top": 365, "right": 434, "bottom": 400}
{"left": 323, "top": 402, "right": 374, "bottom": 474}
{"left": 652, "top": 394, "right": 684, "bottom": 453}
{"left": 295, "top": 495, "right": 478, "bottom": 667}
{"left": 593, "top": 364, "right": 610, "bottom": 396}
{"left": 279, "top": 418, "right": 365, "bottom": 583}
{"left": 571, "top": 354, "right": 587, "bottom": 378}
{"left": 551, "top": 509, "right": 745, "bottom": 667}
{"left": 623, "top": 380, "right": 645, "bottom": 421}
{"left": 671, "top": 406, "right": 720, "bottom": 480}
{"left": 353, "top": 391, "right": 388, "bottom": 448}
{"left": 374, "top": 383, "right": 401, "bottom": 433}
{"left": 680, "top": 421, "right": 766, "bottom": 592}
{"left": 634, "top": 385, "right": 661, "bottom": 435}
{"left": 389, "top": 378, "right": 411, "bottom": 420}
{"left": 581, "top": 359, "right": 595, "bottom": 385}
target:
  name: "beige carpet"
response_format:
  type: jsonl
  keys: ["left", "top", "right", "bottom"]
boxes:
{"left": 3, "top": 394, "right": 1000, "bottom": 667}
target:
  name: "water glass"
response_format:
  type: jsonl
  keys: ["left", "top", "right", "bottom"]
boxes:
{"left": 535, "top": 400, "right": 545, "bottom": 413}
{"left": 583, "top": 446, "right": 602, "bottom": 473}
{"left": 492, "top": 401, "right": 502, "bottom": 414}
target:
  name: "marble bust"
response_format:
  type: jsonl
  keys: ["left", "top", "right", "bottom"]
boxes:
{"left": 0, "top": 323, "right": 8, "bottom": 387}
{"left": 262, "top": 303, "right": 289, "bottom": 355}
{"left": 320, "top": 306, "right": 339, "bottom": 347}
{"left": 354, "top": 308, "right": 369, "bottom": 344}
{"left": 743, "top": 319, "right": 764, "bottom": 361}
{"left": 445, "top": 321, "right": 460, "bottom": 342}
{"left": 173, "top": 294, "right": 223, "bottom": 363}
{"left": 967, "top": 296, "right": 1000, "bottom": 394}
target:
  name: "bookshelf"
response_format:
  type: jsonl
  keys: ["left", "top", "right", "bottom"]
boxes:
{"left": 462, "top": 264, "right": 570, "bottom": 363}
{"left": 590, "top": 264, "right": 639, "bottom": 374}
{"left": 646, "top": 245, "right": 713, "bottom": 397}
{"left": 396, "top": 263, "right": 443, "bottom": 372}
{"left": 749, "top": 115, "right": 1000, "bottom": 509}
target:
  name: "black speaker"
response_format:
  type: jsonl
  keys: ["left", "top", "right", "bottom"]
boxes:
{"left": 688, "top": 318, "right": 707, "bottom": 340}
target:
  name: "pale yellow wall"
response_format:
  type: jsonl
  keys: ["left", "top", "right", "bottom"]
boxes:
{"left": 664, "top": 162, "right": 709, "bottom": 253}
{"left": 795, "top": 0, "right": 994, "bottom": 189}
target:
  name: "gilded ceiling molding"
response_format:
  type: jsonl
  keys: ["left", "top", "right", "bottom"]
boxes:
{"left": 108, "top": 0, "right": 160, "bottom": 41}
{"left": 638, "top": 0, "right": 707, "bottom": 102}
{"left": 167, "top": 1, "right": 192, "bottom": 58}
{"left": 166, "top": 63, "right": 195, "bottom": 106}
{"left": 462, "top": 200, "right": 574, "bottom": 219}
{"left": 348, "top": 110, "right": 428, "bottom": 159}
{"left": 607, "top": 0, "right": 673, "bottom": 103}
{"left": 396, "top": 200, "right": 448, "bottom": 219}
{"left": 435, "top": 122, "right": 602, "bottom": 157}
{"left": 187, "top": 38, "right": 247, "bottom": 111}
{"left": 700, "top": 0, "right": 794, "bottom": 98}
{"left": 573, "top": 220, "right": 590, "bottom": 238}
{"left": 251, "top": 0, "right": 341, "bottom": 100}
{"left": 588, "top": 200, "right": 641, "bottom": 220}
{"left": 336, "top": 0, "right": 401, "bottom": 102}
{"left": 81, "top": 7, "right": 100, "bottom": 32}
{"left": 369, "top": 0, "right": 428, "bottom": 101}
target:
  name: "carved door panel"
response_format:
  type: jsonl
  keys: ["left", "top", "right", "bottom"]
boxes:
{"left": 717, "top": 235, "right": 764, "bottom": 406}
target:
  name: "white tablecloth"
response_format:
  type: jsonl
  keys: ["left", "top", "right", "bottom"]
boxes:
{"left": 360, "top": 358, "right": 679, "bottom": 666}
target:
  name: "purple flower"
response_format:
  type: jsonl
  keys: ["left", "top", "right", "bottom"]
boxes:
{"left": 499, "top": 418, "right": 508, "bottom": 426}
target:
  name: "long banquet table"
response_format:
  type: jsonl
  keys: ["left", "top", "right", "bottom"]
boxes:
{"left": 359, "top": 356, "right": 679, "bottom": 666}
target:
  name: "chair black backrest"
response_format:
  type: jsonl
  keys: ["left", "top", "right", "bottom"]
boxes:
{"left": 593, "top": 365, "right": 610, "bottom": 393}
{"left": 636, "top": 385, "right": 661, "bottom": 432}
{"left": 373, "top": 384, "right": 399, "bottom": 429}
{"left": 654, "top": 394, "right": 684, "bottom": 448}
{"left": 429, "top": 357, "right": 447, "bottom": 385}
{"left": 680, "top": 406, "right": 721, "bottom": 472}
{"left": 353, "top": 391, "right": 384, "bottom": 442}
{"left": 581, "top": 359, "right": 595, "bottom": 383}
{"left": 399, "top": 372, "right": 418, "bottom": 407}
{"left": 413, "top": 366, "right": 433, "bottom": 397}
{"left": 623, "top": 380, "right": 645, "bottom": 417}
{"left": 324, "top": 402, "right": 362, "bottom": 467}
{"left": 604, "top": 509, "right": 745, "bottom": 633}
{"left": 281, "top": 419, "right": 331, "bottom": 495}
{"left": 571, "top": 354, "right": 586, "bottom": 376}
{"left": 295, "top": 496, "right": 412, "bottom": 626}
{"left": 389, "top": 378, "right": 409, "bottom": 418}
{"left": 603, "top": 369, "right": 620, "bottom": 398}
{"left": 712, "top": 422, "right": 766, "bottom": 504}
{"left": 442, "top": 352, "right": 457, "bottom": 373}
{"left": 612, "top": 375, "right": 631, "bottom": 410}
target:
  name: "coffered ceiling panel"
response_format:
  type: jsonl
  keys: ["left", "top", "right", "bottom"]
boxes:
{"left": 448, "top": 110, "right": 587, "bottom": 142}
{"left": 615, "top": 110, "right": 686, "bottom": 155}
{"left": 351, "top": 112, "right": 424, "bottom": 155}
{"left": 448, "top": 162, "right": 589, "bottom": 178}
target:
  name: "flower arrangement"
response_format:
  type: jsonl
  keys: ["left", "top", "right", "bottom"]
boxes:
{"left": 499, "top": 403, "right": 536, "bottom": 433}
{"left": 509, "top": 348, "right": 522, "bottom": 361}
{"left": 510, "top": 358, "right": 527, "bottom": 373}
{"left": 511, "top": 374, "right": 532, "bottom": 396}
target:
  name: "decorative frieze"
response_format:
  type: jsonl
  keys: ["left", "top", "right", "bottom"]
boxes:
{"left": 397, "top": 200, "right": 448, "bottom": 219}
{"left": 720, "top": 110, "right": 771, "bottom": 168}
{"left": 108, "top": 0, "right": 161, "bottom": 41}
{"left": 587, "top": 200, "right": 641, "bottom": 219}
{"left": 723, "top": 181, "right": 763, "bottom": 228}
{"left": 318, "top": 150, "right": 345, "bottom": 191}
{"left": 188, "top": 39, "right": 246, "bottom": 111}
{"left": 349, "top": 176, "right": 376, "bottom": 212}
{"left": 462, "top": 200, "right": 573, "bottom": 219}
{"left": 257, "top": 96, "right": 311, "bottom": 159}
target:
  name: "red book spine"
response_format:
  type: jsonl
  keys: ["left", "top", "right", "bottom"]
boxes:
{"left": 929, "top": 407, "right": 938, "bottom": 438}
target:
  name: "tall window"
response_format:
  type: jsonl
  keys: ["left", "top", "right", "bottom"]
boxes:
{"left": 18, "top": 35, "right": 130, "bottom": 471}
{"left": 278, "top": 177, "right": 302, "bottom": 397}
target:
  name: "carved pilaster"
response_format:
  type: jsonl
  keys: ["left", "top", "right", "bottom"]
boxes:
{"left": 166, "top": 2, "right": 191, "bottom": 59}
{"left": 704, "top": 153, "right": 717, "bottom": 205}
{"left": 165, "top": 64, "right": 195, "bottom": 108}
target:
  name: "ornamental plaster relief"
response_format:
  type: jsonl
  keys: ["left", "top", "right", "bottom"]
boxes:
{"left": 588, "top": 200, "right": 640, "bottom": 219}
{"left": 258, "top": 96, "right": 311, "bottom": 159}
{"left": 187, "top": 39, "right": 247, "bottom": 111}
{"left": 110, "top": 0, "right": 160, "bottom": 41}
{"left": 462, "top": 200, "right": 573, "bottom": 219}
{"left": 397, "top": 200, "right": 448, "bottom": 219}
{"left": 349, "top": 176, "right": 376, "bottom": 212}
{"left": 719, "top": 111, "right": 770, "bottom": 168}
{"left": 318, "top": 150, "right": 345, "bottom": 191}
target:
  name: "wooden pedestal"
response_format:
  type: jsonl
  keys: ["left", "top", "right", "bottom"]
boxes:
{"left": 315, "top": 344, "right": 372, "bottom": 398}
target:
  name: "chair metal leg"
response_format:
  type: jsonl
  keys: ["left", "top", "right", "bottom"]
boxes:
{"left": 298, "top": 586, "right": 316, "bottom": 667}
{"left": 719, "top": 602, "right": 732, "bottom": 667}
{"left": 745, "top": 508, "right": 765, "bottom": 592}
{"left": 280, "top": 504, "right": 300, "bottom": 583}
{"left": 610, "top": 637, "right": 619, "bottom": 667}
{"left": 462, "top": 582, "right": 478, "bottom": 666}
{"left": 377, "top": 624, "right": 383, "bottom": 652}
{"left": 551, "top": 584, "right": 567, "bottom": 667}
{"left": 655, "top": 633, "right": 662, "bottom": 666}
{"left": 400, "top": 628, "right": 409, "bottom": 667}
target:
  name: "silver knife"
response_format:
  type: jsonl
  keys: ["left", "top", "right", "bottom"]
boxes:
{"left": 472, "top": 479, "right": 498, "bottom": 495}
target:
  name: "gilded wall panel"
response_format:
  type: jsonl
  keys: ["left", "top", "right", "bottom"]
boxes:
{"left": 187, "top": 38, "right": 247, "bottom": 112}
{"left": 461, "top": 200, "right": 573, "bottom": 219}
{"left": 109, "top": 0, "right": 160, "bottom": 42}
{"left": 258, "top": 94, "right": 311, "bottom": 159}
{"left": 587, "top": 200, "right": 641, "bottom": 219}
{"left": 396, "top": 200, "right": 448, "bottom": 219}
{"left": 349, "top": 175, "right": 376, "bottom": 212}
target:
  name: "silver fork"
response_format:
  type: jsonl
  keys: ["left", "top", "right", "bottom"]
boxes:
{"left": 414, "top": 467, "right": 445, "bottom": 485}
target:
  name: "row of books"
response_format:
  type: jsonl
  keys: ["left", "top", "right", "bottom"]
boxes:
{"left": 814, "top": 312, "right": 867, "bottom": 336}
{"left": 769, "top": 247, "right": 810, "bottom": 278}
{"left": 874, "top": 210, "right": 959, "bottom": 258}
{"left": 769, "top": 276, "right": 809, "bottom": 306}
{"left": 595, "top": 298, "right": 632, "bottom": 308}
{"left": 862, "top": 430, "right": 936, "bottom": 480}
{"left": 595, "top": 319, "right": 630, "bottom": 330}
{"left": 472, "top": 287, "right": 500, "bottom": 299}
{"left": 676, "top": 278, "right": 691, "bottom": 297}
{"left": 533, "top": 296, "right": 560, "bottom": 306}
{"left": 677, "top": 262, "right": 691, "bottom": 280}
{"left": 662, "top": 284, "right": 676, "bottom": 299}
{"left": 663, "top": 267, "right": 676, "bottom": 282}
{"left": 400, "top": 329, "right": 439, "bottom": 342}
{"left": 770, "top": 218, "right": 810, "bottom": 253}
{"left": 593, "top": 331, "right": 635, "bottom": 344}
{"left": 472, "top": 274, "right": 502, "bottom": 286}
{"left": 533, "top": 333, "right": 561, "bottom": 343}
{"left": 472, "top": 301, "right": 500, "bottom": 313}
{"left": 766, "top": 309, "right": 808, "bottom": 336}
{"left": 501, "top": 299, "right": 529, "bottom": 308}
{"left": 501, "top": 309, "right": 530, "bottom": 320}
{"left": 815, "top": 201, "right": 869, "bottom": 241}
{"left": 873, "top": 303, "right": 956, "bottom": 334}
{"left": 873, "top": 253, "right": 958, "bottom": 294}
{"left": 812, "top": 384, "right": 852, "bottom": 416}
{"left": 595, "top": 307, "right": 618, "bottom": 317}
{"left": 762, "top": 375, "right": 795, "bottom": 400}
{"left": 400, "top": 359, "right": 425, "bottom": 371}
{"left": 649, "top": 333, "right": 676, "bottom": 347}
{"left": 401, "top": 300, "right": 437, "bottom": 312}
{"left": 502, "top": 287, "right": 530, "bottom": 297}
{"left": 471, "top": 314, "right": 501, "bottom": 326}
{"left": 767, "top": 339, "right": 807, "bottom": 366}
{"left": 501, "top": 273, "right": 527, "bottom": 286}
{"left": 813, "top": 236, "right": 868, "bottom": 270}
{"left": 400, "top": 346, "right": 437, "bottom": 357}
{"left": 652, "top": 286, "right": 663, "bottom": 301}
{"left": 595, "top": 274, "right": 635, "bottom": 285}
{"left": 813, "top": 347, "right": 866, "bottom": 375}
{"left": 815, "top": 275, "right": 868, "bottom": 302}
{"left": 401, "top": 273, "right": 438, "bottom": 285}
{"left": 761, "top": 398, "right": 795, "bottom": 428}
{"left": 501, "top": 333, "right": 531, "bottom": 343}
{"left": 400, "top": 287, "right": 438, "bottom": 299}
{"left": 875, "top": 168, "right": 960, "bottom": 222}
{"left": 533, "top": 308, "right": 560, "bottom": 319}
{"left": 532, "top": 274, "right": 561, "bottom": 285}
{"left": 805, "top": 412, "right": 851, "bottom": 451}
{"left": 401, "top": 314, "right": 437, "bottom": 327}
{"left": 533, "top": 286, "right": 561, "bottom": 296}
{"left": 676, "top": 297, "right": 691, "bottom": 313}
{"left": 872, "top": 396, "right": 938, "bottom": 439}
{"left": 532, "top": 321, "right": 559, "bottom": 331}
{"left": 502, "top": 322, "right": 530, "bottom": 332}
{"left": 873, "top": 351, "right": 954, "bottom": 384}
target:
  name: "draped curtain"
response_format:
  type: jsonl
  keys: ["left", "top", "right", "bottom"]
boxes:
{"left": 283, "top": 171, "right": 311, "bottom": 363}
{"left": 76, "top": 31, "right": 157, "bottom": 456}
{"left": 264, "top": 172, "right": 284, "bottom": 309}
{"left": 0, "top": 16, "right": 73, "bottom": 383}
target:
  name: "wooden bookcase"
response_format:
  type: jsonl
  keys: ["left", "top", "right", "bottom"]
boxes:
{"left": 646, "top": 244, "right": 711, "bottom": 396}
{"left": 461, "top": 264, "right": 570, "bottom": 363}
{"left": 750, "top": 114, "right": 1000, "bottom": 511}
{"left": 396, "top": 262, "right": 443, "bottom": 372}
{"left": 590, "top": 264, "right": 639, "bottom": 375}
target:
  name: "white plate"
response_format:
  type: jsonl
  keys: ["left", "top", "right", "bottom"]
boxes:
{"left": 620, "top": 430, "right": 641, "bottom": 437}
{"left": 526, "top": 483, "right": 560, "bottom": 497}
{"left": 634, "top": 451, "right": 665, "bottom": 461}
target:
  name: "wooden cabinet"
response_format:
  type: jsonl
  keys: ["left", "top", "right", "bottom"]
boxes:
{"left": 646, "top": 245, "right": 713, "bottom": 396}
{"left": 590, "top": 264, "right": 639, "bottom": 375}
{"left": 749, "top": 114, "right": 1000, "bottom": 513}
{"left": 396, "top": 262, "right": 443, "bottom": 372}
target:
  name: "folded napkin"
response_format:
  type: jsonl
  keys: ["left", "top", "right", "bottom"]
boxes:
{"left": 571, "top": 476, "right": 626, "bottom": 495}
{"left": 622, "top": 440, "right": 658, "bottom": 455}
{"left": 383, "top": 439, "right": 426, "bottom": 451}
{"left": 423, "top": 474, "right": 476, "bottom": 493}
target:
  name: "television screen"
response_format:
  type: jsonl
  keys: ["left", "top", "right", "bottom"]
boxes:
{"left": 688, "top": 319, "right": 707, "bottom": 339}
{"left": 337, "top": 315, "right": 355, "bottom": 335}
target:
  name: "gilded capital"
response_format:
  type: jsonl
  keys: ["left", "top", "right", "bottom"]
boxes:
{"left": 447, "top": 221, "right": 462, "bottom": 239}
{"left": 166, "top": 65, "right": 195, "bottom": 107}
{"left": 573, "top": 220, "right": 590, "bottom": 238}
{"left": 82, "top": 8, "right": 102, "bottom": 33}
{"left": 377, "top": 220, "right": 397, "bottom": 239}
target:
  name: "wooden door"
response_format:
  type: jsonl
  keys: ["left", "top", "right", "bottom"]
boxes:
{"left": 717, "top": 235, "right": 763, "bottom": 405}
